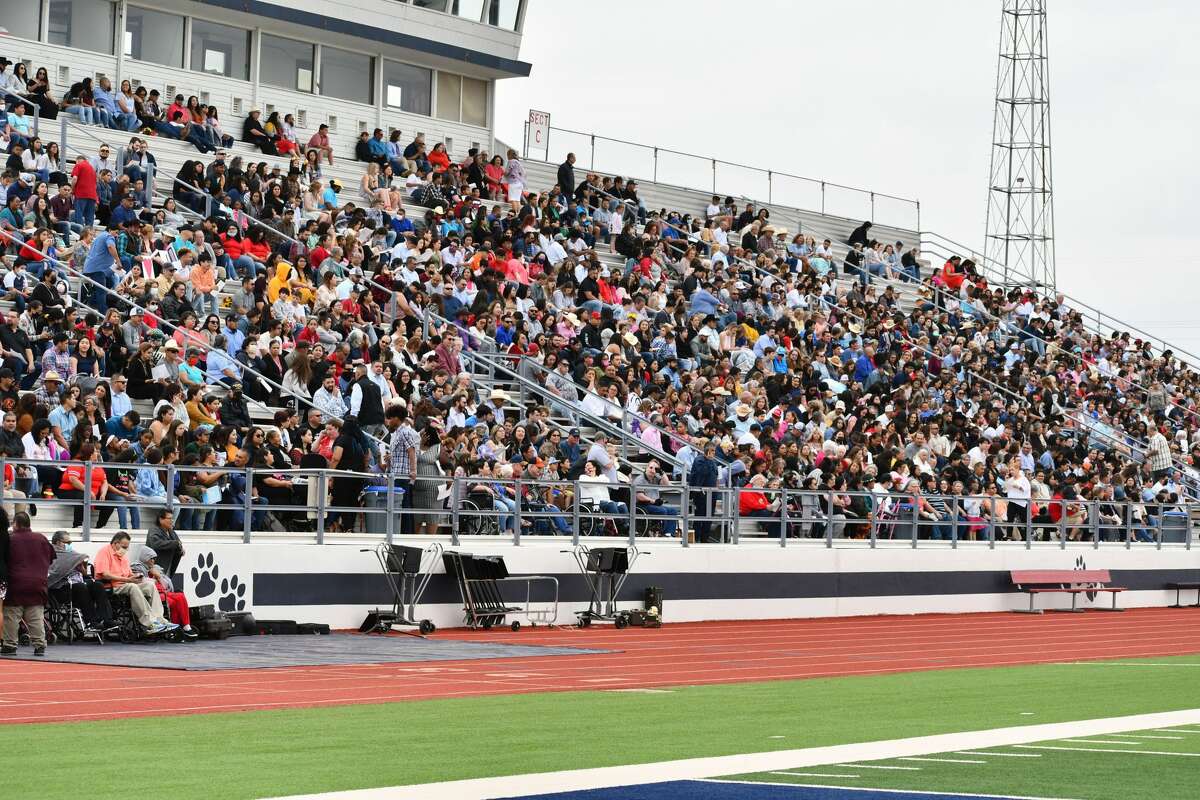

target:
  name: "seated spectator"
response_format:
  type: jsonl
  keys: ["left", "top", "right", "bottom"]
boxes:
{"left": 243, "top": 109, "right": 278, "bottom": 155}
{"left": 48, "top": 529, "right": 115, "bottom": 634}
{"left": 129, "top": 544, "right": 195, "bottom": 639}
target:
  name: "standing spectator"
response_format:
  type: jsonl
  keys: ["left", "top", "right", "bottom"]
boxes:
{"left": 557, "top": 152, "right": 576, "bottom": 201}
{"left": 0, "top": 510, "right": 54, "bottom": 656}
{"left": 70, "top": 156, "right": 99, "bottom": 227}
{"left": 82, "top": 220, "right": 120, "bottom": 314}
{"left": 503, "top": 148, "right": 525, "bottom": 210}
{"left": 145, "top": 508, "right": 183, "bottom": 579}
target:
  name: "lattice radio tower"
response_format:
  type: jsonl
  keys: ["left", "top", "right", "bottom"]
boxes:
{"left": 984, "top": 0, "right": 1056, "bottom": 290}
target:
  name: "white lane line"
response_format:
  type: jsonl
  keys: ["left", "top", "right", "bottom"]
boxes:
{"left": 956, "top": 751, "right": 1043, "bottom": 758}
{"left": 835, "top": 764, "right": 922, "bottom": 770}
{"left": 1120, "top": 734, "right": 1183, "bottom": 740}
{"left": 1059, "top": 739, "right": 1141, "bottom": 745}
{"left": 267, "top": 708, "right": 1200, "bottom": 800}
{"left": 770, "top": 771, "right": 862, "bottom": 778}
{"left": 1017, "top": 745, "right": 1200, "bottom": 757}
{"left": 899, "top": 757, "right": 987, "bottom": 764}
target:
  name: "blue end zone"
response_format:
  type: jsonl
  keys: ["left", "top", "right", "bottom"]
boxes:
{"left": 499, "top": 780, "right": 1026, "bottom": 799}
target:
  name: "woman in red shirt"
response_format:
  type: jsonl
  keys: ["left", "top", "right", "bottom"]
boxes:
{"left": 57, "top": 442, "right": 113, "bottom": 529}
{"left": 428, "top": 142, "right": 451, "bottom": 173}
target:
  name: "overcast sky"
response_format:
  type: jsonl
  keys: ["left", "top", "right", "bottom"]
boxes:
{"left": 496, "top": 1, "right": 1200, "bottom": 352}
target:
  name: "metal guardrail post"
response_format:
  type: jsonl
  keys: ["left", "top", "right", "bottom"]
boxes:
{"left": 767, "top": 170, "right": 773, "bottom": 204}
{"left": 145, "top": 162, "right": 154, "bottom": 207}
{"left": 870, "top": 192, "right": 876, "bottom": 221}
{"left": 1092, "top": 502, "right": 1100, "bottom": 550}
{"left": 81, "top": 461, "right": 92, "bottom": 542}
{"left": 821, "top": 181, "right": 826, "bottom": 215}
{"left": 315, "top": 472, "right": 326, "bottom": 544}
{"left": 627, "top": 495, "right": 636, "bottom": 546}
{"left": 988, "top": 501, "right": 996, "bottom": 550}
{"left": 680, "top": 486, "right": 689, "bottom": 548}
{"left": 825, "top": 489, "right": 835, "bottom": 551}
{"left": 165, "top": 463, "right": 175, "bottom": 518}
{"left": 951, "top": 503, "right": 959, "bottom": 549}
{"left": 1059, "top": 511, "right": 1067, "bottom": 550}
{"left": 916, "top": 200, "right": 921, "bottom": 232}
{"left": 731, "top": 487, "right": 741, "bottom": 545}
{"left": 385, "top": 476, "right": 395, "bottom": 544}
{"left": 1025, "top": 503, "right": 1032, "bottom": 550}
{"left": 242, "top": 467, "right": 254, "bottom": 543}
{"left": 59, "top": 116, "right": 67, "bottom": 159}
{"left": 711, "top": 159, "right": 716, "bottom": 193}
{"left": 652, "top": 147, "right": 658, "bottom": 183}
{"left": 571, "top": 485, "right": 580, "bottom": 546}
{"left": 779, "top": 487, "right": 787, "bottom": 548}
{"left": 513, "top": 479, "right": 522, "bottom": 546}
{"left": 911, "top": 499, "right": 919, "bottom": 548}
{"left": 451, "top": 476, "right": 460, "bottom": 539}
{"left": 589, "top": 134, "right": 595, "bottom": 169}
{"left": 204, "top": 194, "right": 213, "bottom": 218}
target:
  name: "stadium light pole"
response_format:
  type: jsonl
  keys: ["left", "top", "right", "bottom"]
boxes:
{"left": 983, "top": 0, "right": 1056, "bottom": 292}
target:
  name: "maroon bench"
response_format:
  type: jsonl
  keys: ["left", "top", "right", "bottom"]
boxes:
{"left": 1011, "top": 570, "right": 1125, "bottom": 613}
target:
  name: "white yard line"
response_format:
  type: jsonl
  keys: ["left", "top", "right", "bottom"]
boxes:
{"left": 1016, "top": 745, "right": 1200, "bottom": 757}
{"left": 836, "top": 764, "right": 923, "bottom": 770}
{"left": 1119, "top": 734, "right": 1183, "bottom": 740}
{"left": 267, "top": 708, "right": 1200, "bottom": 800}
{"left": 1155, "top": 729, "right": 1200, "bottom": 733}
{"left": 1058, "top": 739, "right": 1141, "bottom": 745}
{"left": 899, "top": 757, "right": 987, "bottom": 764}
{"left": 955, "top": 751, "right": 1043, "bottom": 758}
{"left": 769, "top": 771, "right": 862, "bottom": 778}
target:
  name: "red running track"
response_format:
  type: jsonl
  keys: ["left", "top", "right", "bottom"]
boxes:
{"left": 2, "top": 608, "right": 1200, "bottom": 725}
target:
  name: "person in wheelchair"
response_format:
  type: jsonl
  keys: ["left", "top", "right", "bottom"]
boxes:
{"left": 130, "top": 545, "right": 197, "bottom": 641}
{"left": 633, "top": 460, "right": 679, "bottom": 537}
{"left": 577, "top": 459, "right": 628, "bottom": 536}
{"left": 49, "top": 530, "right": 116, "bottom": 636}
{"left": 92, "top": 531, "right": 179, "bottom": 636}
{"left": 522, "top": 460, "right": 572, "bottom": 535}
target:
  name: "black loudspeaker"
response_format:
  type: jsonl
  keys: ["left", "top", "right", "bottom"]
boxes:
{"left": 587, "top": 547, "right": 630, "bottom": 574}
{"left": 385, "top": 545, "right": 425, "bottom": 575}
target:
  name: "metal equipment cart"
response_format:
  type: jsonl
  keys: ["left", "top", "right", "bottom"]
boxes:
{"left": 359, "top": 542, "right": 443, "bottom": 635}
{"left": 442, "top": 551, "right": 559, "bottom": 631}
{"left": 568, "top": 545, "right": 642, "bottom": 628}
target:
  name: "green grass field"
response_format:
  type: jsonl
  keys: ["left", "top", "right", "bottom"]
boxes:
{"left": 2, "top": 656, "right": 1200, "bottom": 799}
{"left": 728, "top": 723, "right": 1200, "bottom": 799}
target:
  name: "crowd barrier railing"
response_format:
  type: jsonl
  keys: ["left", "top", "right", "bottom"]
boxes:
{"left": 5, "top": 455, "right": 1191, "bottom": 550}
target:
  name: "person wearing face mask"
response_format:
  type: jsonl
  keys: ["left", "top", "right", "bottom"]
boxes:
{"left": 48, "top": 529, "right": 115, "bottom": 635}
{"left": 91, "top": 530, "right": 178, "bottom": 635}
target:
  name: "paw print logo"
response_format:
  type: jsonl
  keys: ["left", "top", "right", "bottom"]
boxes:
{"left": 191, "top": 553, "right": 219, "bottom": 598}
{"left": 219, "top": 576, "right": 247, "bottom": 612}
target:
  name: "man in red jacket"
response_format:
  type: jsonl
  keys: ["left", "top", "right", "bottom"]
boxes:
{"left": 0, "top": 511, "right": 55, "bottom": 656}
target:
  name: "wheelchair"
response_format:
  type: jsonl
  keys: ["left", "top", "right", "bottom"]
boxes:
{"left": 17, "top": 591, "right": 101, "bottom": 646}
{"left": 459, "top": 491, "right": 502, "bottom": 536}
{"left": 105, "top": 589, "right": 184, "bottom": 644}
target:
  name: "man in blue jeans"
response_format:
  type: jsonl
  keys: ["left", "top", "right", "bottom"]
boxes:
{"left": 82, "top": 220, "right": 120, "bottom": 314}
{"left": 634, "top": 459, "right": 679, "bottom": 537}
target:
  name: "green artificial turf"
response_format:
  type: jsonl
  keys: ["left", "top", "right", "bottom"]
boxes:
{"left": 2, "top": 656, "right": 1200, "bottom": 799}
{"left": 728, "top": 724, "right": 1200, "bottom": 800}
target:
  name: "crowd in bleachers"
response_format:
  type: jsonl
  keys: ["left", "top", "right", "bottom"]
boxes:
{"left": 0, "top": 51, "right": 1197, "bottom": 551}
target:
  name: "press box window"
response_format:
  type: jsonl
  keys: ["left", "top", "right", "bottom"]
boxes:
{"left": 124, "top": 6, "right": 184, "bottom": 68}
{"left": 260, "top": 34, "right": 314, "bottom": 93}
{"left": 191, "top": 19, "right": 251, "bottom": 81}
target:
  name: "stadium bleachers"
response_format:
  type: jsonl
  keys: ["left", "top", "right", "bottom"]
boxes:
{"left": 1, "top": 46, "right": 1198, "bottom": 548}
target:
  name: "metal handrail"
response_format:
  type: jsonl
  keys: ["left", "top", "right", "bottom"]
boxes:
{"left": 461, "top": 347, "right": 685, "bottom": 473}
{"left": 524, "top": 121, "right": 920, "bottom": 228}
